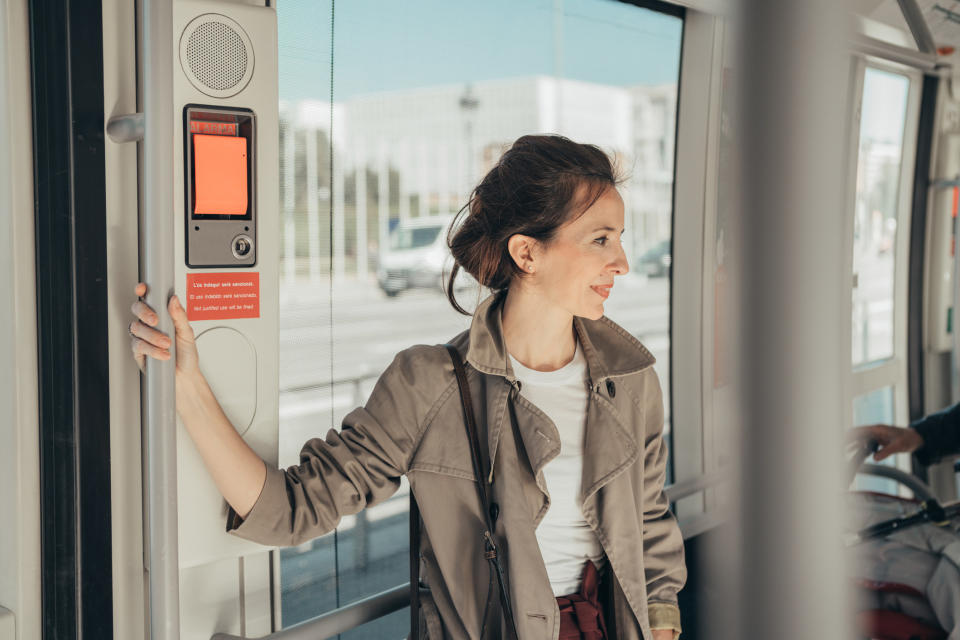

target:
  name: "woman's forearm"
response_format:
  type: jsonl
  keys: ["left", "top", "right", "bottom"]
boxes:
{"left": 175, "top": 371, "right": 267, "bottom": 519}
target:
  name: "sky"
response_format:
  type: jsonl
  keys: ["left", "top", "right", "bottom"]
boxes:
{"left": 860, "top": 67, "right": 910, "bottom": 145}
{"left": 276, "top": 0, "right": 684, "bottom": 103}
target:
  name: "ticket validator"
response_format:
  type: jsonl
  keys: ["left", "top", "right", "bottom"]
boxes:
{"left": 171, "top": 3, "right": 279, "bottom": 637}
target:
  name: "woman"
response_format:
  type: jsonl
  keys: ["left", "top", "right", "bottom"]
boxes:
{"left": 130, "top": 134, "right": 686, "bottom": 639}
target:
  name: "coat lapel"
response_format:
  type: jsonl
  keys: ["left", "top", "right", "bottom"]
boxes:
{"left": 579, "top": 390, "right": 640, "bottom": 507}
{"left": 465, "top": 292, "right": 655, "bottom": 506}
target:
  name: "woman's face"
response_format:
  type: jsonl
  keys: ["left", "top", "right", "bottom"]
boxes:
{"left": 522, "top": 186, "right": 629, "bottom": 321}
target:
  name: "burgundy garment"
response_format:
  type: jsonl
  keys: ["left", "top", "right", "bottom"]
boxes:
{"left": 556, "top": 560, "right": 609, "bottom": 640}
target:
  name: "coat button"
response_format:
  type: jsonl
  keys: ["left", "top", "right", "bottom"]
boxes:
{"left": 606, "top": 380, "right": 616, "bottom": 397}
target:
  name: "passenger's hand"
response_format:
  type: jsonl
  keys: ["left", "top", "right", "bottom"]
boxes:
{"left": 129, "top": 282, "right": 199, "bottom": 377}
{"left": 847, "top": 424, "right": 924, "bottom": 461}
{"left": 651, "top": 629, "right": 676, "bottom": 640}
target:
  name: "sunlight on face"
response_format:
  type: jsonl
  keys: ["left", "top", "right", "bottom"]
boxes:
{"left": 533, "top": 186, "right": 629, "bottom": 320}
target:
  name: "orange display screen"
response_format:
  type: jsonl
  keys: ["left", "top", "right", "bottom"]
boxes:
{"left": 193, "top": 134, "right": 248, "bottom": 216}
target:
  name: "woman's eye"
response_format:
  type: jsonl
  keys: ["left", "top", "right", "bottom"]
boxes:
{"left": 594, "top": 237, "right": 607, "bottom": 246}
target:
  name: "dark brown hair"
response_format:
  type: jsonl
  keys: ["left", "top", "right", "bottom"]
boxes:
{"left": 445, "top": 134, "right": 623, "bottom": 315}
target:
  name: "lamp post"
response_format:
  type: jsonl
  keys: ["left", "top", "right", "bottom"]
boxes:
{"left": 459, "top": 84, "right": 479, "bottom": 197}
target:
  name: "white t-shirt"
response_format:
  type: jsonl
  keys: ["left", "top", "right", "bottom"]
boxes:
{"left": 507, "top": 338, "right": 606, "bottom": 596}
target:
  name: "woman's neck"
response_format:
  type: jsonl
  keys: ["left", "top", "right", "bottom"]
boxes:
{"left": 501, "top": 286, "right": 577, "bottom": 372}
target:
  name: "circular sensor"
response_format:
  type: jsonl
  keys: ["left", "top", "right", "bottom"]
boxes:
{"left": 232, "top": 234, "right": 254, "bottom": 260}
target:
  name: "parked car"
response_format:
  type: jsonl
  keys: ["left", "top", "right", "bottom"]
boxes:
{"left": 377, "top": 214, "right": 473, "bottom": 296}
{"left": 635, "top": 239, "right": 672, "bottom": 278}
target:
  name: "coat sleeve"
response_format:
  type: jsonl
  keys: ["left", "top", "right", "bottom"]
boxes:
{"left": 638, "top": 368, "right": 687, "bottom": 636}
{"left": 225, "top": 347, "right": 441, "bottom": 547}
{"left": 912, "top": 401, "right": 960, "bottom": 466}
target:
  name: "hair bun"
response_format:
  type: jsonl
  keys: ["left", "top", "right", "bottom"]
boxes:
{"left": 445, "top": 134, "right": 623, "bottom": 315}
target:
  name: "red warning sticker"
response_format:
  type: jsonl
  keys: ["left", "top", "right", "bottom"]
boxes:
{"left": 186, "top": 272, "right": 260, "bottom": 321}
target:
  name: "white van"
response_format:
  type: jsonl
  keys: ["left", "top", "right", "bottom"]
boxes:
{"left": 376, "top": 214, "right": 472, "bottom": 296}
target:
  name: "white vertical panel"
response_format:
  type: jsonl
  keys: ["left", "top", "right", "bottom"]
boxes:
{"left": 0, "top": 1, "right": 41, "bottom": 638}
{"left": 399, "top": 138, "right": 410, "bottom": 221}
{"left": 671, "top": 11, "right": 717, "bottom": 520}
{"left": 355, "top": 142, "right": 368, "bottom": 280}
{"left": 333, "top": 147, "right": 346, "bottom": 280}
{"left": 889, "top": 66, "right": 922, "bottom": 434}
{"left": 456, "top": 125, "right": 468, "bottom": 200}
{"left": 417, "top": 139, "right": 429, "bottom": 217}
{"left": 697, "top": 17, "right": 727, "bottom": 513}
{"left": 842, "top": 57, "right": 866, "bottom": 444}
{"left": 241, "top": 553, "right": 272, "bottom": 637}
{"left": 171, "top": 0, "right": 281, "bottom": 582}
{"left": 0, "top": 607, "right": 14, "bottom": 639}
{"left": 306, "top": 129, "right": 321, "bottom": 284}
{"left": 283, "top": 117, "right": 296, "bottom": 289}
{"left": 179, "top": 557, "right": 241, "bottom": 640}
{"left": 377, "top": 140, "right": 390, "bottom": 254}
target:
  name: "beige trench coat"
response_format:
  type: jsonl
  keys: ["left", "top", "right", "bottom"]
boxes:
{"left": 228, "top": 292, "right": 686, "bottom": 639}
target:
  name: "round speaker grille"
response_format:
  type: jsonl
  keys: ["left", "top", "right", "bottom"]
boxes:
{"left": 179, "top": 14, "right": 255, "bottom": 99}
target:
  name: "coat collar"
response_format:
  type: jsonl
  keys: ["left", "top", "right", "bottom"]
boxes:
{"left": 464, "top": 291, "right": 656, "bottom": 496}
{"left": 464, "top": 291, "right": 657, "bottom": 387}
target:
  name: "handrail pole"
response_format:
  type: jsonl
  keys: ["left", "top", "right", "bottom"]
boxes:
{"left": 733, "top": 0, "right": 851, "bottom": 638}
{"left": 142, "top": 0, "right": 180, "bottom": 639}
{"left": 897, "top": 0, "right": 936, "bottom": 55}
{"left": 857, "top": 464, "right": 937, "bottom": 501}
{"left": 211, "top": 584, "right": 409, "bottom": 640}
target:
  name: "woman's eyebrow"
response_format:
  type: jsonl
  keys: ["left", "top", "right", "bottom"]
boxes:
{"left": 589, "top": 226, "right": 625, "bottom": 234}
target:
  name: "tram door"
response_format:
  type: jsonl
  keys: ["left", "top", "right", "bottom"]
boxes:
{"left": 106, "top": 1, "right": 281, "bottom": 638}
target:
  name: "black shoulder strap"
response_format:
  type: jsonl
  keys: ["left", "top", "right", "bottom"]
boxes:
{"left": 409, "top": 490, "right": 421, "bottom": 639}
{"left": 444, "top": 344, "right": 520, "bottom": 640}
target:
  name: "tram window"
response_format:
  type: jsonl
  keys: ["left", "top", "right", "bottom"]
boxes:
{"left": 851, "top": 68, "right": 910, "bottom": 367}
{"left": 851, "top": 386, "right": 900, "bottom": 495}
{"left": 274, "top": 0, "right": 682, "bottom": 629}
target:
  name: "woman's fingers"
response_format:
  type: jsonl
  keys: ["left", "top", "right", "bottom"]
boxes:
{"left": 134, "top": 351, "right": 146, "bottom": 373}
{"left": 129, "top": 286, "right": 201, "bottom": 375}
{"left": 131, "top": 299, "right": 160, "bottom": 327}
{"left": 129, "top": 318, "right": 171, "bottom": 349}
{"left": 130, "top": 282, "right": 172, "bottom": 370}
{"left": 130, "top": 334, "right": 171, "bottom": 363}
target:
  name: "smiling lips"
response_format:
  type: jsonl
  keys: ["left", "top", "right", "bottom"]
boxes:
{"left": 591, "top": 284, "right": 613, "bottom": 299}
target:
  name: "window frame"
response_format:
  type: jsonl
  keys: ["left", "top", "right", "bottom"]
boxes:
{"left": 668, "top": 8, "right": 722, "bottom": 528}
{"left": 842, "top": 57, "right": 922, "bottom": 477}
{"left": 272, "top": 0, "right": 694, "bottom": 633}
{"left": 670, "top": 24, "right": 929, "bottom": 533}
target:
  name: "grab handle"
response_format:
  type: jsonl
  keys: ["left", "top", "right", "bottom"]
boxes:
{"left": 142, "top": 0, "right": 180, "bottom": 637}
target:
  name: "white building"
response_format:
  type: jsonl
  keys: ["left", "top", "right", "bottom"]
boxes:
{"left": 280, "top": 75, "right": 677, "bottom": 280}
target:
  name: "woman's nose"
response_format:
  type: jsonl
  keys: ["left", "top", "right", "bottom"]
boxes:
{"left": 610, "top": 245, "right": 629, "bottom": 275}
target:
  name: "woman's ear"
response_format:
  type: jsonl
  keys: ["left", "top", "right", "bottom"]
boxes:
{"left": 507, "top": 234, "right": 538, "bottom": 273}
